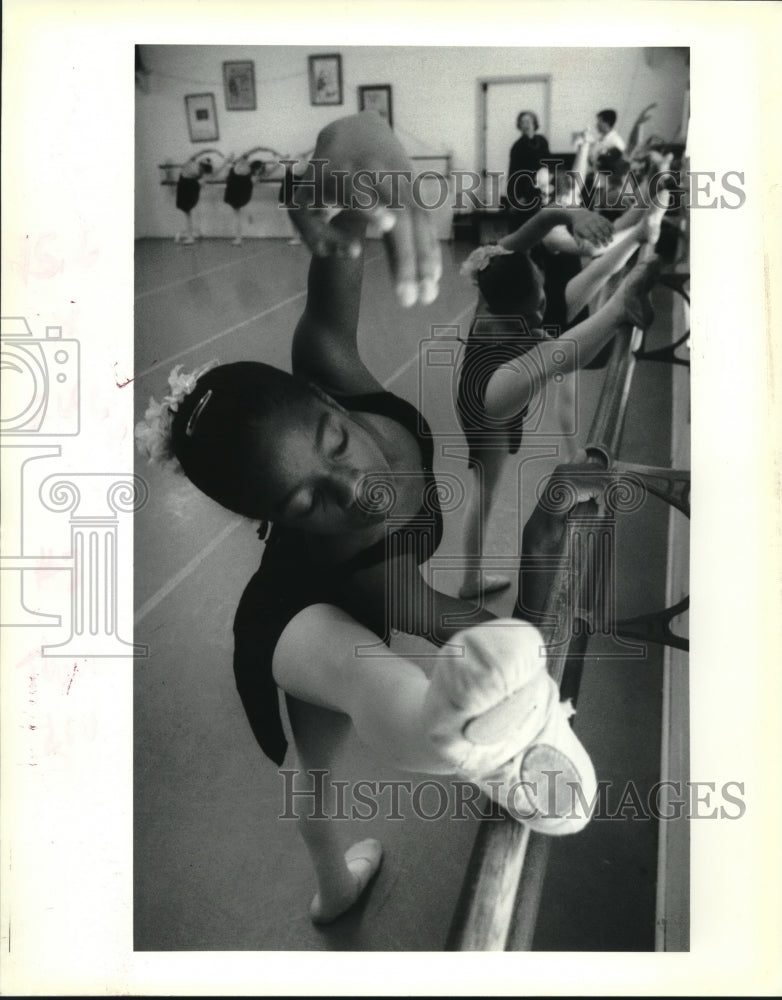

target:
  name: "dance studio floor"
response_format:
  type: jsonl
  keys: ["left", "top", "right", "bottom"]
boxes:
{"left": 133, "top": 235, "right": 678, "bottom": 951}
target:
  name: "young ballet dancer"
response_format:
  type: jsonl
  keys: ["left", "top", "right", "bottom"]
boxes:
{"left": 136, "top": 112, "right": 659, "bottom": 924}
{"left": 587, "top": 108, "right": 626, "bottom": 168}
{"left": 223, "top": 150, "right": 268, "bottom": 245}
{"left": 174, "top": 150, "right": 221, "bottom": 245}
{"left": 455, "top": 174, "right": 667, "bottom": 600}
{"left": 574, "top": 103, "right": 660, "bottom": 218}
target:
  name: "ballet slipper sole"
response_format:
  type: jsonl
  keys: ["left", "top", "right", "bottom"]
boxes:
{"left": 470, "top": 697, "right": 598, "bottom": 836}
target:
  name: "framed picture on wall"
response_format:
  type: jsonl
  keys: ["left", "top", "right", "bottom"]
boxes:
{"left": 185, "top": 93, "right": 219, "bottom": 142}
{"left": 358, "top": 84, "right": 393, "bottom": 128}
{"left": 308, "top": 53, "right": 343, "bottom": 105}
{"left": 222, "top": 61, "right": 256, "bottom": 110}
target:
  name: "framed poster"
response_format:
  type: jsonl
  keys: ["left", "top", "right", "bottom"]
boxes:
{"left": 223, "top": 60, "right": 256, "bottom": 110}
{"left": 308, "top": 52, "right": 343, "bottom": 105}
{"left": 184, "top": 92, "right": 219, "bottom": 141}
{"left": 358, "top": 83, "right": 393, "bottom": 127}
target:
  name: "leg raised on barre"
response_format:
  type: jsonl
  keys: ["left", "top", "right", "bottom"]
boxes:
{"left": 423, "top": 620, "right": 597, "bottom": 835}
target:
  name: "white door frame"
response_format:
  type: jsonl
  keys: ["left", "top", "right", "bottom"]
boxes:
{"left": 477, "top": 74, "right": 552, "bottom": 178}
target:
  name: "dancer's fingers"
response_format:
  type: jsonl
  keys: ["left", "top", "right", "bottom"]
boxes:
{"left": 383, "top": 211, "right": 419, "bottom": 307}
{"left": 366, "top": 205, "right": 397, "bottom": 235}
{"left": 413, "top": 210, "right": 442, "bottom": 305}
{"left": 572, "top": 209, "right": 614, "bottom": 248}
{"left": 586, "top": 213, "right": 614, "bottom": 247}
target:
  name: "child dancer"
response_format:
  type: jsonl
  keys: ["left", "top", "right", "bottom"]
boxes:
{"left": 455, "top": 189, "right": 668, "bottom": 600}
{"left": 223, "top": 150, "right": 268, "bottom": 245}
{"left": 174, "top": 150, "right": 221, "bottom": 245}
{"left": 137, "top": 112, "right": 659, "bottom": 924}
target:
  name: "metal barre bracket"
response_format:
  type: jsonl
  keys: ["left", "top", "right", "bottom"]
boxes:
{"left": 614, "top": 594, "right": 690, "bottom": 652}
{"left": 635, "top": 271, "right": 690, "bottom": 367}
{"left": 608, "top": 460, "right": 690, "bottom": 518}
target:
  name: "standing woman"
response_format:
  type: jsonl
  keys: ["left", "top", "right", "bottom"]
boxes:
{"left": 506, "top": 110, "right": 550, "bottom": 232}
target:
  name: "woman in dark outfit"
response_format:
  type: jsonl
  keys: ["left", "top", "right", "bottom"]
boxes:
{"left": 506, "top": 110, "right": 550, "bottom": 232}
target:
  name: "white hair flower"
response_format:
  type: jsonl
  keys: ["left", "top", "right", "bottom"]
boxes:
{"left": 459, "top": 244, "right": 513, "bottom": 284}
{"left": 134, "top": 359, "right": 220, "bottom": 467}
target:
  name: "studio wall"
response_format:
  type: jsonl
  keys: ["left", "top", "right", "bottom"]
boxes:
{"left": 135, "top": 45, "right": 689, "bottom": 239}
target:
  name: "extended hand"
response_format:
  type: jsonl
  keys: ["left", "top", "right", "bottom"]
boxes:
{"left": 287, "top": 113, "right": 442, "bottom": 307}
{"left": 567, "top": 208, "right": 614, "bottom": 248}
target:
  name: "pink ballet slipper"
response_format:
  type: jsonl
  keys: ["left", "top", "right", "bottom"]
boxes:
{"left": 423, "top": 619, "right": 597, "bottom": 835}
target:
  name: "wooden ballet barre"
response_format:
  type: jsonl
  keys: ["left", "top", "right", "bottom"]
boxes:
{"left": 158, "top": 177, "right": 287, "bottom": 186}
{"left": 447, "top": 323, "right": 641, "bottom": 951}
{"left": 448, "top": 254, "right": 691, "bottom": 951}
{"left": 159, "top": 152, "right": 452, "bottom": 189}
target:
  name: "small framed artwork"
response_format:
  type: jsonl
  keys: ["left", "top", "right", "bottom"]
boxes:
{"left": 358, "top": 84, "right": 393, "bottom": 128}
{"left": 308, "top": 53, "right": 343, "bottom": 106}
{"left": 185, "top": 93, "right": 219, "bottom": 142}
{"left": 223, "top": 61, "right": 256, "bottom": 111}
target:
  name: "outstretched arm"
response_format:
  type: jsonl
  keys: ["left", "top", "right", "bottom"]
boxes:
{"left": 570, "top": 134, "right": 591, "bottom": 198}
{"left": 483, "top": 256, "right": 658, "bottom": 420}
{"left": 563, "top": 189, "right": 670, "bottom": 320}
{"left": 291, "top": 210, "right": 383, "bottom": 396}
{"left": 499, "top": 205, "right": 613, "bottom": 256}
{"left": 627, "top": 103, "right": 657, "bottom": 160}
{"left": 182, "top": 148, "right": 226, "bottom": 178}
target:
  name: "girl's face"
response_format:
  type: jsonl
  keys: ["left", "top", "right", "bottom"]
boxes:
{"left": 519, "top": 113, "right": 536, "bottom": 137}
{"left": 255, "top": 394, "right": 393, "bottom": 536}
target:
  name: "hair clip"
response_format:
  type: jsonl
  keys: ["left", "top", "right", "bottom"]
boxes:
{"left": 185, "top": 389, "right": 213, "bottom": 437}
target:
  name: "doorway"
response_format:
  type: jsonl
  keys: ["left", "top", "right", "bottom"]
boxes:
{"left": 478, "top": 75, "right": 552, "bottom": 203}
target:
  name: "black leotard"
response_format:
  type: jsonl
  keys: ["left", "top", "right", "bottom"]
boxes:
{"left": 456, "top": 250, "right": 557, "bottom": 467}
{"left": 224, "top": 168, "right": 254, "bottom": 210}
{"left": 233, "top": 389, "right": 443, "bottom": 765}
{"left": 176, "top": 174, "right": 201, "bottom": 213}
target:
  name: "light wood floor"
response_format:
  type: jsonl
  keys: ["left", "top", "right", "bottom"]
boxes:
{"left": 134, "top": 235, "right": 676, "bottom": 951}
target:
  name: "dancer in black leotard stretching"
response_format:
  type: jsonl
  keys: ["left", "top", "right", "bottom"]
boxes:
{"left": 137, "top": 112, "right": 659, "bottom": 924}
{"left": 223, "top": 152, "right": 267, "bottom": 244}
{"left": 174, "top": 151, "right": 220, "bottom": 244}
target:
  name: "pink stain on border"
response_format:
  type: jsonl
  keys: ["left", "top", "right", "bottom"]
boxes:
{"left": 114, "top": 362, "right": 135, "bottom": 388}
{"left": 66, "top": 664, "right": 78, "bottom": 695}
